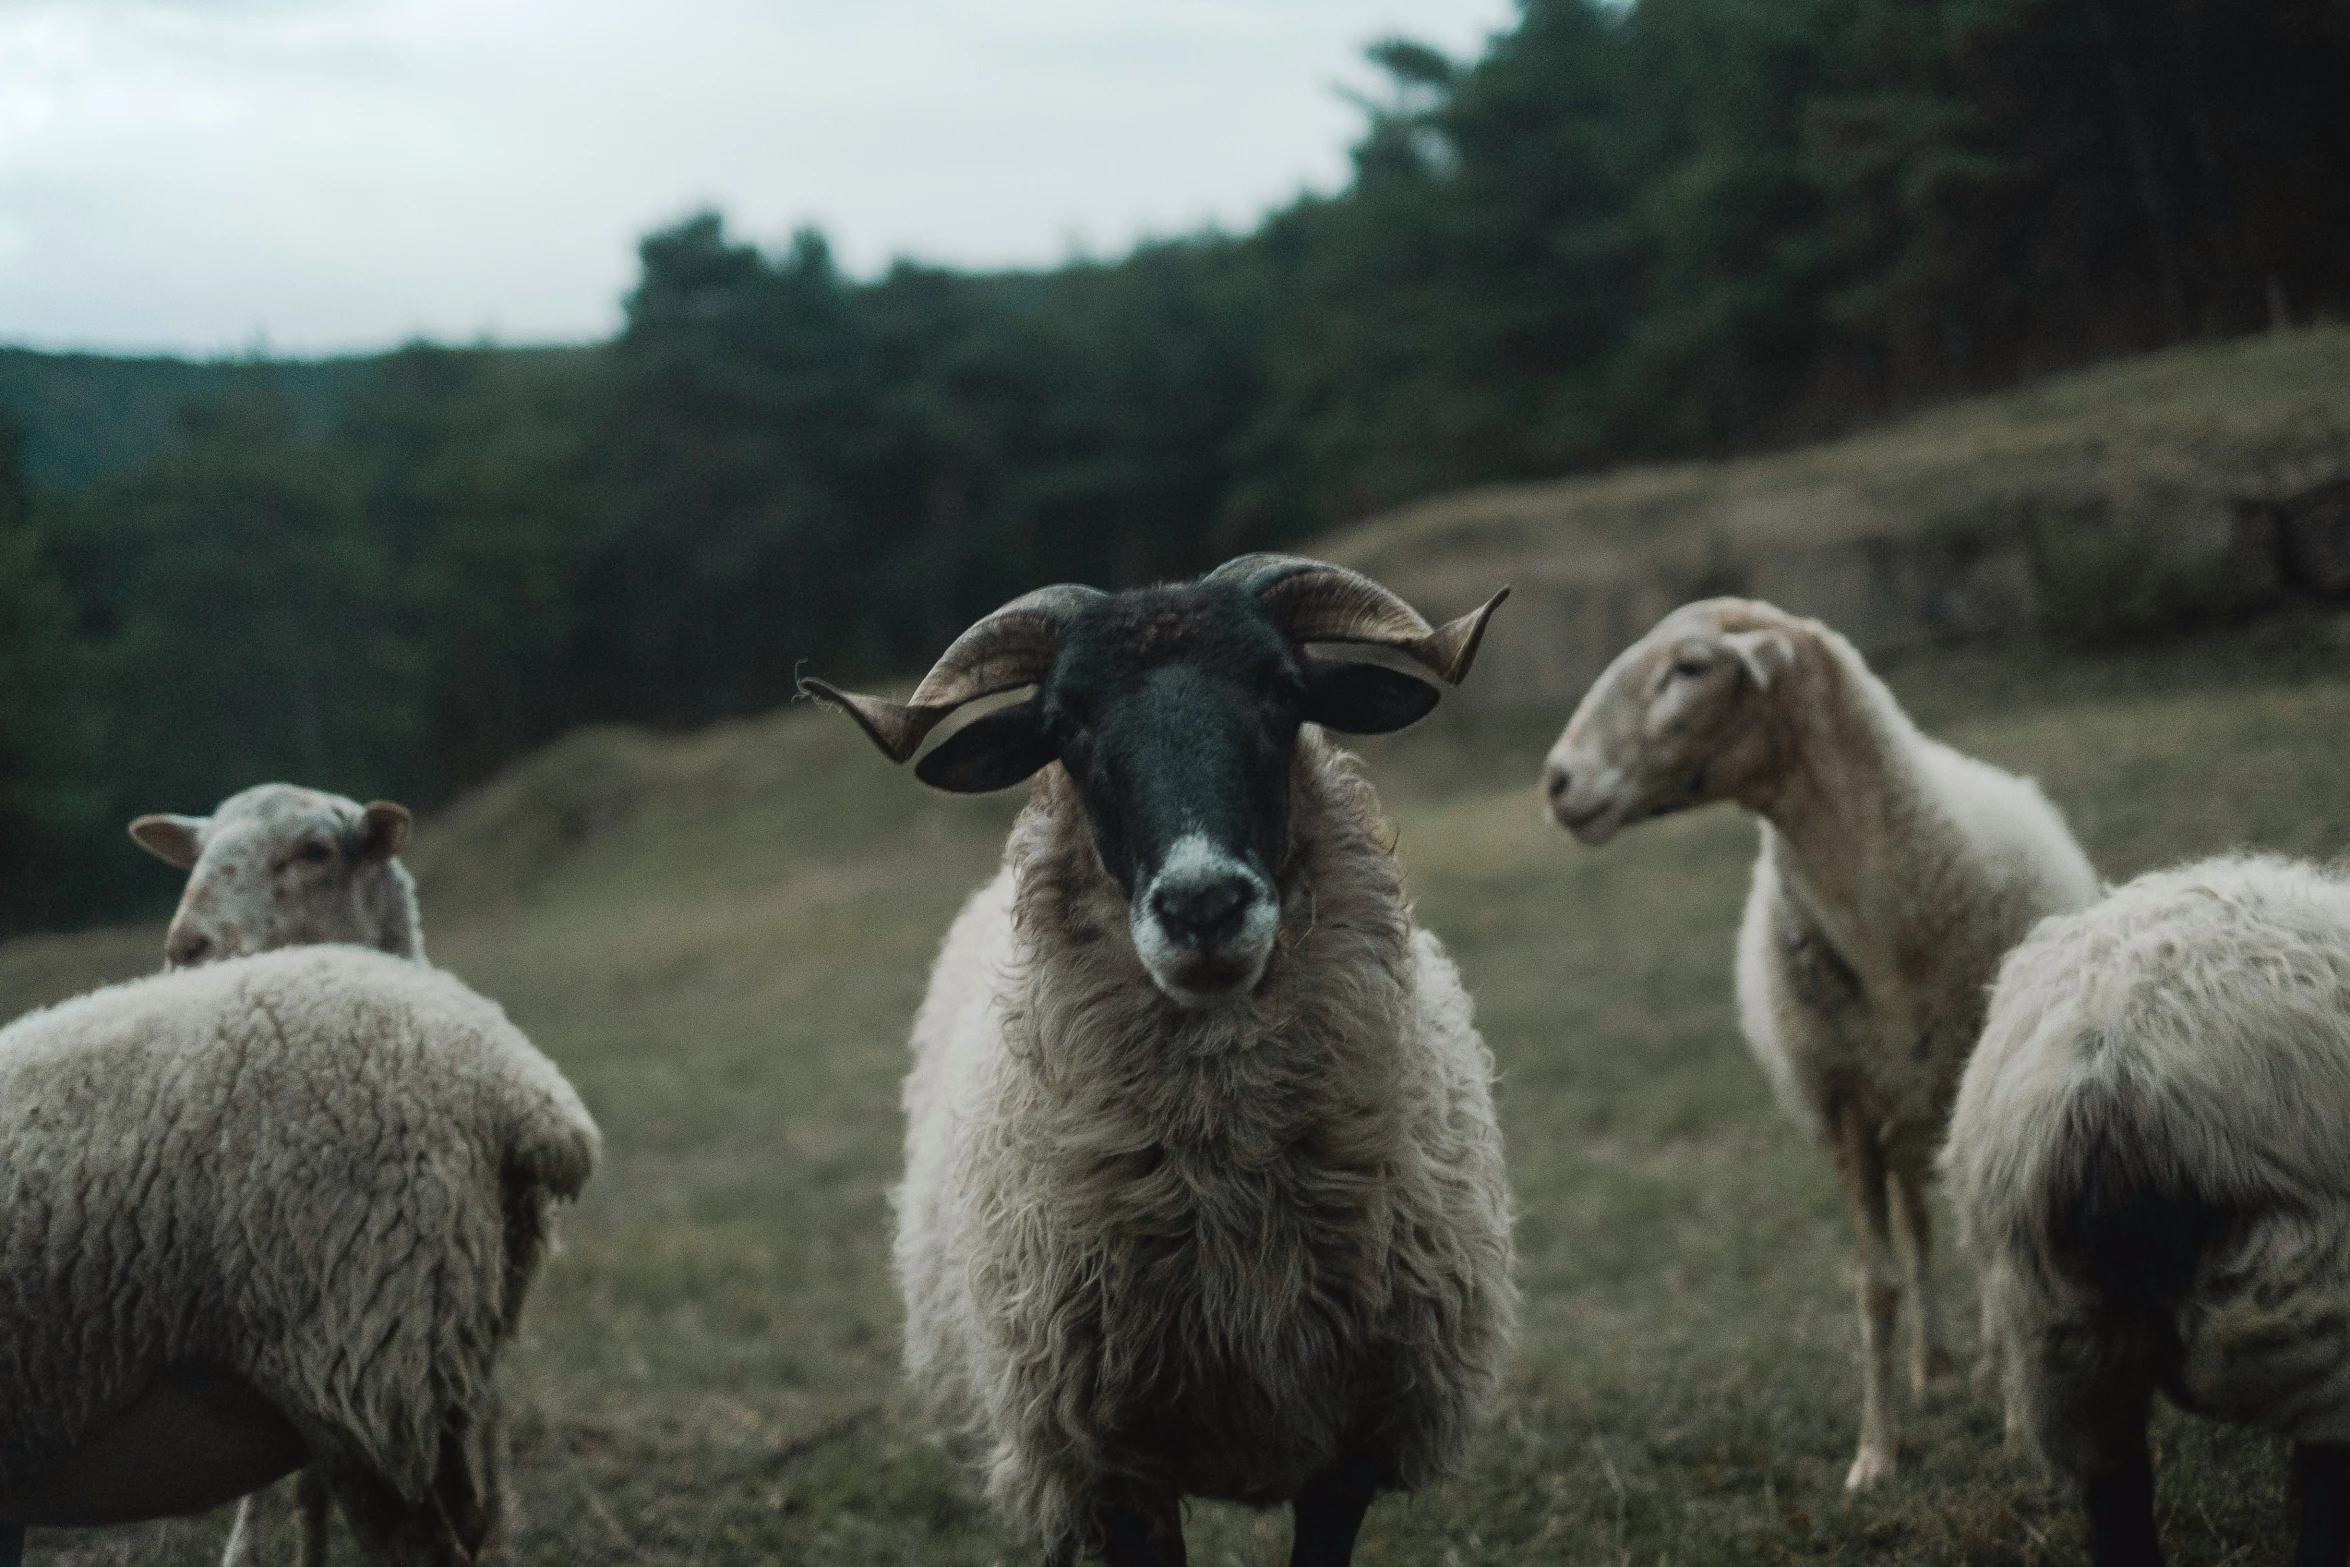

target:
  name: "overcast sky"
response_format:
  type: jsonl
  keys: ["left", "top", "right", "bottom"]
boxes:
{"left": 0, "top": 0, "right": 1516, "bottom": 357}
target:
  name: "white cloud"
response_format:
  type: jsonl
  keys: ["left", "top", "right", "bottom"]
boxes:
{"left": 0, "top": 0, "right": 1512, "bottom": 355}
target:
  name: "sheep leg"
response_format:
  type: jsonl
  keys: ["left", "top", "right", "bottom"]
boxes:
{"left": 1289, "top": 1455, "right": 1379, "bottom": 1567}
{"left": 221, "top": 1487, "right": 273, "bottom": 1566}
{"left": 477, "top": 1394, "right": 514, "bottom": 1558}
{"left": 431, "top": 1416, "right": 497, "bottom": 1563}
{"left": 1889, "top": 1159, "right": 1956, "bottom": 1397}
{"left": 294, "top": 1465, "right": 333, "bottom": 1567}
{"left": 321, "top": 1460, "right": 475, "bottom": 1567}
{"left": 2028, "top": 1350, "right": 2159, "bottom": 1567}
{"left": 222, "top": 1469, "right": 333, "bottom": 1567}
{"left": 1096, "top": 1497, "right": 1186, "bottom": 1567}
{"left": 1834, "top": 1100, "right": 1902, "bottom": 1491}
{"left": 2081, "top": 1435, "right": 2161, "bottom": 1567}
{"left": 1969, "top": 1261, "right": 2025, "bottom": 1452}
{"left": 2291, "top": 1442, "right": 2350, "bottom": 1567}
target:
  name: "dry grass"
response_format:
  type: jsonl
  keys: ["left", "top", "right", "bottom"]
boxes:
{"left": 8, "top": 617, "right": 2350, "bottom": 1565}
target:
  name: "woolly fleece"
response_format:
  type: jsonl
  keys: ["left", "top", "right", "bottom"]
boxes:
{"left": 0, "top": 945, "right": 597, "bottom": 1503}
{"left": 897, "top": 733, "right": 1516, "bottom": 1557}
{"left": 1946, "top": 854, "right": 2350, "bottom": 1471}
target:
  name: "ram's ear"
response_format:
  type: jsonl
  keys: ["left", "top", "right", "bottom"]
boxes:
{"left": 128, "top": 813, "right": 206, "bottom": 869}
{"left": 1301, "top": 657, "right": 1442, "bottom": 735}
{"left": 914, "top": 702, "right": 1059, "bottom": 793}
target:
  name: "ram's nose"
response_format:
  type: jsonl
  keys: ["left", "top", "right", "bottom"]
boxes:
{"left": 1150, "top": 872, "right": 1253, "bottom": 949}
{"left": 1133, "top": 845, "right": 1279, "bottom": 1005}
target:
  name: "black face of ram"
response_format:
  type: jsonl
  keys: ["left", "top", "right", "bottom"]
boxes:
{"left": 916, "top": 581, "right": 1439, "bottom": 1006}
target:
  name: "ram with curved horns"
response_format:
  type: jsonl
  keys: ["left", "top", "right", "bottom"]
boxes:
{"left": 805, "top": 555, "right": 1519, "bottom": 1567}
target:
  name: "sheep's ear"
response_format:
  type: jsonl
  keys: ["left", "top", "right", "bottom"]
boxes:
{"left": 353, "top": 801, "right": 412, "bottom": 863}
{"left": 914, "top": 702, "right": 1058, "bottom": 794}
{"left": 1723, "top": 630, "right": 1794, "bottom": 690}
{"left": 128, "top": 814, "right": 205, "bottom": 870}
{"left": 1302, "top": 657, "right": 1442, "bottom": 735}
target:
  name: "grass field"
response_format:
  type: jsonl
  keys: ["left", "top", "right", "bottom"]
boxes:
{"left": 11, "top": 612, "right": 2350, "bottom": 1566}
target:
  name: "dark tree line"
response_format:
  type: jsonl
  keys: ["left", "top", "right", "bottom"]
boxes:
{"left": 4, "top": 0, "right": 2347, "bottom": 932}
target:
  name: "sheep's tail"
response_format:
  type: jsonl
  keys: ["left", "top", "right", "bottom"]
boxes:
{"left": 497, "top": 1099, "right": 601, "bottom": 1333}
{"left": 2021, "top": 1067, "right": 2232, "bottom": 1318}
{"left": 507, "top": 1102, "right": 599, "bottom": 1202}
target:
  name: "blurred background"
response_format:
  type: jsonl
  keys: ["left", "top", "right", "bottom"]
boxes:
{"left": 6, "top": 0, "right": 2347, "bottom": 936}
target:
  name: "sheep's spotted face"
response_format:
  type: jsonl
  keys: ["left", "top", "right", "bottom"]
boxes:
{"left": 914, "top": 584, "right": 1442, "bottom": 1007}
{"left": 1543, "top": 603, "right": 1793, "bottom": 845}
{"left": 130, "top": 784, "right": 416, "bottom": 968}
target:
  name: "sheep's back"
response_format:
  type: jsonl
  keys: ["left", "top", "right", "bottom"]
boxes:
{"left": 1917, "top": 740, "right": 2099, "bottom": 921}
{"left": 0, "top": 946, "right": 592, "bottom": 1494}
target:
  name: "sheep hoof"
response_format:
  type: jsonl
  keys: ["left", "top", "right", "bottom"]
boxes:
{"left": 1844, "top": 1446, "right": 1897, "bottom": 1492}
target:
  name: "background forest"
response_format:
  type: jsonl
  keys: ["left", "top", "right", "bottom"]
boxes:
{"left": 4, "top": 0, "right": 2348, "bottom": 934}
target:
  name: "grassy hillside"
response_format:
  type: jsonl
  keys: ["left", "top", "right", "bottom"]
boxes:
{"left": 1338, "top": 325, "right": 2350, "bottom": 572}
{"left": 9, "top": 615, "right": 2350, "bottom": 1565}
{"left": 1325, "top": 327, "right": 2350, "bottom": 715}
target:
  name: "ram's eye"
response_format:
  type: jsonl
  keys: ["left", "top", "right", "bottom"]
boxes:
{"left": 1672, "top": 656, "right": 1712, "bottom": 679}
{"left": 297, "top": 841, "right": 335, "bottom": 864}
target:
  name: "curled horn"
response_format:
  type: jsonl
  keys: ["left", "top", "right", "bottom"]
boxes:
{"left": 1207, "top": 553, "right": 1508, "bottom": 685}
{"left": 799, "top": 583, "right": 1106, "bottom": 762}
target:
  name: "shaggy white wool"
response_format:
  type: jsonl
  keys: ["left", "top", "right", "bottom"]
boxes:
{"left": 1945, "top": 854, "right": 2350, "bottom": 1474}
{"left": 0, "top": 946, "right": 596, "bottom": 1535}
{"left": 896, "top": 732, "right": 1516, "bottom": 1557}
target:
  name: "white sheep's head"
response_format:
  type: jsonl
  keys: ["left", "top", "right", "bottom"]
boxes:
{"left": 806, "top": 555, "right": 1507, "bottom": 1008}
{"left": 129, "top": 783, "right": 423, "bottom": 968}
{"left": 1542, "top": 598, "right": 1800, "bottom": 845}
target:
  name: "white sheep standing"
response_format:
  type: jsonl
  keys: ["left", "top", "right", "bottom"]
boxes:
{"left": 807, "top": 554, "right": 1517, "bottom": 1566}
{"left": 1541, "top": 597, "right": 2098, "bottom": 1490}
{"left": 1942, "top": 854, "right": 2350, "bottom": 1567}
{"left": 129, "top": 782, "right": 432, "bottom": 1566}
{"left": 0, "top": 945, "right": 598, "bottom": 1567}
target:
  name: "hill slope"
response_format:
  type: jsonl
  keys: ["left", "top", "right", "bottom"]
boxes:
{"left": 8, "top": 619, "right": 2350, "bottom": 1563}
{"left": 1330, "top": 326, "right": 2350, "bottom": 711}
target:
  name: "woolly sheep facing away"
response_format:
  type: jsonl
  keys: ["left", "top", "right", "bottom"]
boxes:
{"left": 132, "top": 782, "right": 431, "bottom": 1566}
{"left": 806, "top": 554, "right": 1518, "bottom": 1567}
{"left": 1943, "top": 855, "right": 2350, "bottom": 1567}
{"left": 1541, "top": 598, "right": 2098, "bottom": 1490}
{"left": 131, "top": 783, "right": 422, "bottom": 969}
{"left": 0, "top": 944, "right": 597, "bottom": 1566}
